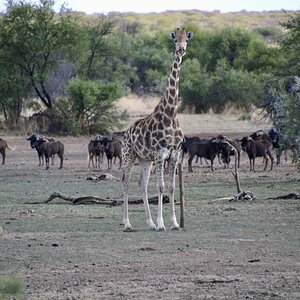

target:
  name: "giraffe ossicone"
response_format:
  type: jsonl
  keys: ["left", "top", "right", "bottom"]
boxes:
{"left": 121, "top": 28, "right": 193, "bottom": 231}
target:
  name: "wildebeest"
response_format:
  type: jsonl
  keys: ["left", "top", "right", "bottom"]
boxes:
{"left": 26, "top": 133, "right": 55, "bottom": 166}
{"left": 291, "top": 138, "right": 300, "bottom": 163}
{"left": 88, "top": 135, "right": 104, "bottom": 168}
{"left": 181, "top": 136, "right": 210, "bottom": 165}
{"left": 187, "top": 138, "right": 221, "bottom": 172}
{"left": 32, "top": 137, "right": 64, "bottom": 170}
{"left": 0, "top": 138, "right": 12, "bottom": 165}
{"left": 181, "top": 136, "right": 203, "bottom": 161}
{"left": 267, "top": 128, "right": 300, "bottom": 164}
{"left": 105, "top": 141, "right": 122, "bottom": 170}
{"left": 217, "top": 135, "right": 242, "bottom": 168}
{"left": 240, "top": 136, "right": 274, "bottom": 171}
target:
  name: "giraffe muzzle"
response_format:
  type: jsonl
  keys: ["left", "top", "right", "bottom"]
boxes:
{"left": 177, "top": 47, "right": 186, "bottom": 55}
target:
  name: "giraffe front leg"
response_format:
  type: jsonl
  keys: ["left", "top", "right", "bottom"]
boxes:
{"left": 155, "top": 159, "right": 166, "bottom": 231}
{"left": 168, "top": 154, "right": 180, "bottom": 230}
{"left": 139, "top": 159, "right": 156, "bottom": 230}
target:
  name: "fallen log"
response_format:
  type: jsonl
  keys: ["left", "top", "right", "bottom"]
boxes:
{"left": 26, "top": 193, "right": 170, "bottom": 206}
{"left": 86, "top": 173, "right": 120, "bottom": 181}
{"left": 267, "top": 192, "right": 300, "bottom": 200}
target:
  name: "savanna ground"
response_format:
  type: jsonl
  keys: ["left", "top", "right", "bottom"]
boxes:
{"left": 0, "top": 97, "right": 300, "bottom": 299}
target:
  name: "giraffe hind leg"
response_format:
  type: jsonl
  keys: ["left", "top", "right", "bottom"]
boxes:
{"left": 122, "top": 156, "right": 134, "bottom": 231}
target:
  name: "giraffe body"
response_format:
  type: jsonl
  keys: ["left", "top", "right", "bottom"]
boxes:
{"left": 122, "top": 28, "right": 193, "bottom": 231}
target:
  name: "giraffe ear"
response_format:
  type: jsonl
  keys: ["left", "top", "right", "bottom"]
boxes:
{"left": 169, "top": 32, "right": 176, "bottom": 41}
{"left": 187, "top": 31, "right": 193, "bottom": 41}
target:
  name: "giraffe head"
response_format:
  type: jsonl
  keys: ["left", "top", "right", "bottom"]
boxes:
{"left": 169, "top": 28, "right": 193, "bottom": 56}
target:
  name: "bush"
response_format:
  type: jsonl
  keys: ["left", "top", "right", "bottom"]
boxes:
{"left": 0, "top": 275, "right": 23, "bottom": 299}
{"left": 66, "top": 78, "right": 128, "bottom": 134}
{"left": 180, "top": 59, "right": 267, "bottom": 113}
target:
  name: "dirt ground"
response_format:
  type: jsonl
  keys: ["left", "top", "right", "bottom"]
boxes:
{"left": 0, "top": 114, "right": 300, "bottom": 299}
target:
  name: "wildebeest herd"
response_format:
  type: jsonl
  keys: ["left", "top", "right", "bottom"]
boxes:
{"left": 0, "top": 128, "right": 299, "bottom": 171}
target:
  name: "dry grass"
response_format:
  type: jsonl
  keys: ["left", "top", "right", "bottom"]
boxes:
{"left": 117, "top": 94, "right": 271, "bottom": 136}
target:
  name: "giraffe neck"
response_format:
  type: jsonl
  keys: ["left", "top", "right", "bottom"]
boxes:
{"left": 157, "top": 52, "right": 182, "bottom": 118}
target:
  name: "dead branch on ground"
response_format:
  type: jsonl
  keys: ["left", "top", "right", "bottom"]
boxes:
{"left": 267, "top": 192, "right": 300, "bottom": 200}
{"left": 223, "top": 141, "right": 256, "bottom": 201}
{"left": 26, "top": 192, "right": 170, "bottom": 206}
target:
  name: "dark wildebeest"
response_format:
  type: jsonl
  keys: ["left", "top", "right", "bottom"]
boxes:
{"left": 26, "top": 133, "right": 55, "bottom": 166}
{"left": 217, "top": 135, "right": 242, "bottom": 168}
{"left": 267, "top": 128, "right": 300, "bottom": 164}
{"left": 88, "top": 135, "right": 104, "bottom": 168}
{"left": 0, "top": 138, "right": 12, "bottom": 165}
{"left": 32, "top": 137, "right": 64, "bottom": 170}
{"left": 105, "top": 141, "right": 122, "bottom": 170}
{"left": 250, "top": 128, "right": 296, "bottom": 165}
{"left": 181, "top": 136, "right": 210, "bottom": 165}
{"left": 240, "top": 136, "right": 274, "bottom": 171}
{"left": 187, "top": 138, "right": 221, "bottom": 172}
{"left": 291, "top": 138, "right": 300, "bottom": 163}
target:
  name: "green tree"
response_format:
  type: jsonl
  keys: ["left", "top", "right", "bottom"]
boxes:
{"left": 0, "top": 0, "right": 82, "bottom": 109}
{"left": 279, "top": 12, "right": 300, "bottom": 77}
{"left": 0, "top": 56, "right": 31, "bottom": 128}
{"left": 188, "top": 27, "right": 279, "bottom": 74}
{"left": 67, "top": 78, "right": 126, "bottom": 134}
{"left": 80, "top": 15, "right": 115, "bottom": 80}
{"left": 180, "top": 58, "right": 212, "bottom": 112}
{"left": 129, "top": 32, "right": 171, "bottom": 93}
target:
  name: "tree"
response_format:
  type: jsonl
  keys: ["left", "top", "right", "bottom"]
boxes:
{"left": 0, "top": 50, "right": 31, "bottom": 127}
{"left": 0, "top": 0, "right": 82, "bottom": 109}
{"left": 187, "top": 27, "right": 279, "bottom": 74}
{"left": 80, "top": 15, "right": 116, "bottom": 80}
{"left": 279, "top": 12, "right": 300, "bottom": 78}
{"left": 258, "top": 12, "right": 300, "bottom": 148}
{"left": 67, "top": 78, "right": 126, "bottom": 134}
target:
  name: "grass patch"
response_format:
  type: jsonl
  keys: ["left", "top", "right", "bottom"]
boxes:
{"left": 0, "top": 275, "right": 23, "bottom": 299}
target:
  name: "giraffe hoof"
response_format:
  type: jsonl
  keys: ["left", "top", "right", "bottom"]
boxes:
{"left": 147, "top": 220, "right": 156, "bottom": 230}
{"left": 123, "top": 226, "right": 134, "bottom": 232}
{"left": 155, "top": 225, "right": 166, "bottom": 231}
{"left": 123, "top": 223, "right": 133, "bottom": 232}
{"left": 171, "top": 224, "right": 181, "bottom": 231}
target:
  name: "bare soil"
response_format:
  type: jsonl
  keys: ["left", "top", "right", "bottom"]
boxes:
{"left": 0, "top": 113, "right": 300, "bottom": 299}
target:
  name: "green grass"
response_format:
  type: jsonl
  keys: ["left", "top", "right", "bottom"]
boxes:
{"left": 0, "top": 275, "right": 23, "bottom": 299}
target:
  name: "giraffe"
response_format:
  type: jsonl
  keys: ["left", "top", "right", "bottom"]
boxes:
{"left": 121, "top": 28, "right": 193, "bottom": 231}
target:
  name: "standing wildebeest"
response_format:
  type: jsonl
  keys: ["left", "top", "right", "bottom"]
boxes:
{"left": 105, "top": 141, "right": 122, "bottom": 170}
{"left": 240, "top": 136, "right": 274, "bottom": 171}
{"left": 181, "top": 135, "right": 211, "bottom": 166}
{"left": 32, "top": 137, "right": 64, "bottom": 170}
{"left": 291, "top": 138, "right": 300, "bottom": 163}
{"left": 26, "top": 133, "right": 55, "bottom": 166}
{"left": 0, "top": 138, "right": 12, "bottom": 165}
{"left": 88, "top": 135, "right": 104, "bottom": 168}
{"left": 187, "top": 138, "right": 221, "bottom": 172}
{"left": 267, "top": 128, "right": 300, "bottom": 164}
{"left": 250, "top": 128, "right": 296, "bottom": 165}
{"left": 181, "top": 136, "right": 202, "bottom": 162}
{"left": 217, "top": 135, "right": 242, "bottom": 168}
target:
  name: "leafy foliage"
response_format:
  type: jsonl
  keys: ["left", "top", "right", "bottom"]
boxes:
{"left": 0, "top": 4, "right": 298, "bottom": 135}
{"left": 180, "top": 59, "right": 268, "bottom": 113}
{"left": 67, "top": 78, "right": 125, "bottom": 134}
{"left": 0, "top": 275, "right": 23, "bottom": 299}
{"left": 258, "top": 12, "right": 300, "bottom": 148}
{"left": 0, "top": 0, "right": 82, "bottom": 109}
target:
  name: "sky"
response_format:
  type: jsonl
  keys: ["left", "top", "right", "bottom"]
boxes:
{"left": 0, "top": 0, "right": 299, "bottom": 14}
{"left": 55, "top": 0, "right": 300, "bottom": 14}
